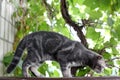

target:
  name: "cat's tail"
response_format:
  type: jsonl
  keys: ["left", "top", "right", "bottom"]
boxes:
{"left": 6, "top": 38, "right": 26, "bottom": 73}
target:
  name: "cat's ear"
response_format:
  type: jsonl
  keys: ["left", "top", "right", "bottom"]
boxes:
{"left": 97, "top": 55, "right": 102, "bottom": 60}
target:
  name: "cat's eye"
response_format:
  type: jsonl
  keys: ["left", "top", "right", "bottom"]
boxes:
{"left": 97, "top": 56, "right": 102, "bottom": 60}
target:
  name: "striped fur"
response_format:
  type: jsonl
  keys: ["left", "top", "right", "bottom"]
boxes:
{"left": 7, "top": 39, "right": 26, "bottom": 73}
{"left": 6, "top": 31, "right": 106, "bottom": 77}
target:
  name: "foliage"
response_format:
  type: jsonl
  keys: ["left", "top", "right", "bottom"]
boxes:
{"left": 3, "top": 0, "right": 120, "bottom": 77}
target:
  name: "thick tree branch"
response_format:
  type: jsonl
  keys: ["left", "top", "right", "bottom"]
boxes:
{"left": 60, "top": 0, "right": 88, "bottom": 47}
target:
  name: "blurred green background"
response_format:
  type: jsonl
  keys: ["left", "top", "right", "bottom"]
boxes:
{"left": 3, "top": 0, "right": 120, "bottom": 77}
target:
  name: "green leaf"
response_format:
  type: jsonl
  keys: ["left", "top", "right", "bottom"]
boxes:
{"left": 114, "top": 25, "right": 120, "bottom": 41}
{"left": 83, "top": 0, "right": 98, "bottom": 9}
{"left": 52, "top": 61, "right": 60, "bottom": 69}
{"left": 14, "top": 66, "right": 23, "bottom": 77}
{"left": 99, "top": 0, "right": 111, "bottom": 10}
{"left": 83, "top": 0, "right": 110, "bottom": 10}
{"left": 2, "top": 52, "right": 13, "bottom": 66}
{"left": 112, "top": 48, "right": 119, "bottom": 56}
{"left": 17, "top": 30, "right": 24, "bottom": 39}
{"left": 88, "top": 10, "right": 102, "bottom": 19}
{"left": 38, "top": 62, "right": 48, "bottom": 75}
{"left": 86, "top": 27, "right": 100, "bottom": 41}
{"left": 38, "top": 22, "right": 50, "bottom": 31}
{"left": 17, "top": 7, "right": 23, "bottom": 16}
{"left": 104, "top": 68, "right": 112, "bottom": 75}
{"left": 48, "top": 70, "right": 60, "bottom": 77}
{"left": 76, "top": 67, "right": 90, "bottom": 77}
{"left": 116, "top": 60, "right": 120, "bottom": 66}
{"left": 94, "top": 43, "right": 104, "bottom": 50}
{"left": 103, "top": 52, "right": 111, "bottom": 60}
{"left": 110, "top": 37, "right": 117, "bottom": 45}
{"left": 53, "top": 70, "right": 60, "bottom": 77}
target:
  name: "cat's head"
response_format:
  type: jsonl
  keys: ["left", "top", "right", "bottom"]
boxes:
{"left": 93, "top": 55, "right": 106, "bottom": 73}
{"left": 84, "top": 50, "right": 106, "bottom": 73}
{"left": 88, "top": 53, "right": 106, "bottom": 73}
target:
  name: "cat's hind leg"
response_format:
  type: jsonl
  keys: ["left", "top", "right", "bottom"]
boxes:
{"left": 22, "top": 60, "right": 31, "bottom": 77}
{"left": 24, "top": 46, "right": 44, "bottom": 77}
{"left": 22, "top": 55, "right": 37, "bottom": 77}
{"left": 22, "top": 58, "right": 44, "bottom": 77}
{"left": 30, "top": 65, "right": 44, "bottom": 77}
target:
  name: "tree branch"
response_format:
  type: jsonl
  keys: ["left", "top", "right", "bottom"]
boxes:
{"left": 60, "top": 0, "right": 88, "bottom": 47}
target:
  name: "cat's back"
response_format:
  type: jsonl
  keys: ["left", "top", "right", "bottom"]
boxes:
{"left": 23, "top": 31, "right": 69, "bottom": 44}
{"left": 25, "top": 31, "right": 68, "bottom": 39}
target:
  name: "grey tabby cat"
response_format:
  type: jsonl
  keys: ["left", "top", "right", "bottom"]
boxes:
{"left": 7, "top": 31, "right": 106, "bottom": 77}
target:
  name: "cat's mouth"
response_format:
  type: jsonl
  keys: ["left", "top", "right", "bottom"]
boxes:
{"left": 93, "top": 66, "right": 105, "bottom": 73}
{"left": 94, "top": 66, "right": 105, "bottom": 73}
